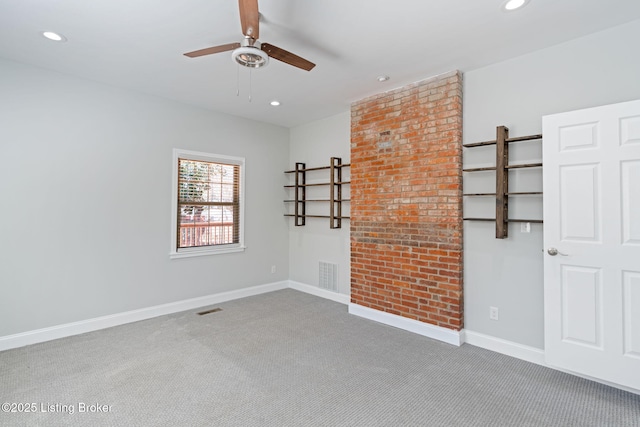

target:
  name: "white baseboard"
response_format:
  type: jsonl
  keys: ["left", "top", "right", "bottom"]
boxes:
{"left": 0, "top": 281, "right": 289, "bottom": 352}
{"left": 462, "top": 330, "right": 546, "bottom": 365}
{"left": 463, "top": 330, "right": 639, "bottom": 395}
{"left": 287, "top": 280, "right": 350, "bottom": 305}
{"left": 348, "top": 303, "right": 463, "bottom": 346}
{"left": 3, "top": 282, "right": 638, "bottom": 395}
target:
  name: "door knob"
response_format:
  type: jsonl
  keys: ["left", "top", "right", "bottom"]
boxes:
{"left": 547, "top": 247, "right": 568, "bottom": 256}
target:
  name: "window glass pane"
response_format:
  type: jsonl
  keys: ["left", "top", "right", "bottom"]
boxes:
{"left": 205, "top": 164, "right": 237, "bottom": 203}
{"left": 176, "top": 158, "right": 240, "bottom": 250}
{"left": 178, "top": 211, "right": 237, "bottom": 247}
{"left": 178, "top": 161, "right": 210, "bottom": 204}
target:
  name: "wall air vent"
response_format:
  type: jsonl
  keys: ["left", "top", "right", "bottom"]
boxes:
{"left": 319, "top": 261, "right": 338, "bottom": 292}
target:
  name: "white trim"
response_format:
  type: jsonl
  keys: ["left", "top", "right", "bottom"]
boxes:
{"left": 463, "top": 330, "right": 546, "bottom": 365}
{"left": 2, "top": 281, "right": 638, "bottom": 395}
{"left": 170, "top": 148, "right": 246, "bottom": 259}
{"left": 348, "top": 303, "right": 463, "bottom": 346}
{"left": 0, "top": 280, "right": 349, "bottom": 352}
{"left": 0, "top": 281, "right": 288, "bottom": 352}
{"left": 463, "top": 329, "right": 639, "bottom": 395}
{"left": 288, "top": 280, "right": 350, "bottom": 305}
{"left": 169, "top": 245, "right": 246, "bottom": 259}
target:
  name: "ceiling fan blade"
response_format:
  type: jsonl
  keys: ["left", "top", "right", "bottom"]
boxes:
{"left": 261, "top": 43, "right": 315, "bottom": 71}
{"left": 184, "top": 43, "right": 241, "bottom": 58}
{"left": 239, "top": 0, "right": 260, "bottom": 39}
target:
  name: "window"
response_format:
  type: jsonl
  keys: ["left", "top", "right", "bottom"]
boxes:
{"left": 170, "top": 149, "right": 245, "bottom": 258}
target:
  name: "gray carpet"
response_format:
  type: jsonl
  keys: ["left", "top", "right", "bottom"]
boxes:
{"left": 1, "top": 289, "right": 639, "bottom": 426}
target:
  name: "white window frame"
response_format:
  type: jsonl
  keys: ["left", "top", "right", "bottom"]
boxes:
{"left": 170, "top": 148, "right": 246, "bottom": 259}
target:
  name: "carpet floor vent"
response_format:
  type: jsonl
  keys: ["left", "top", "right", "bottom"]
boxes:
{"left": 319, "top": 261, "right": 338, "bottom": 292}
{"left": 197, "top": 308, "right": 222, "bottom": 316}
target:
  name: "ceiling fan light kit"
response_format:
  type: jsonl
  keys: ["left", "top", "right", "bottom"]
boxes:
{"left": 232, "top": 46, "right": 269, "bottom": 68}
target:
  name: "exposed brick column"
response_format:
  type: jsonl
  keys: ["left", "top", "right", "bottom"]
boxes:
{"left": 350, "top": 71, "right": 463, "bottom": 330}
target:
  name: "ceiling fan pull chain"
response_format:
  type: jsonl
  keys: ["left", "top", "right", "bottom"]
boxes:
{"left": 249, "top": 68, "right": 252, "bottom": 103}
{"left": 236, "top": 64, "right": 240, "bottom": 97}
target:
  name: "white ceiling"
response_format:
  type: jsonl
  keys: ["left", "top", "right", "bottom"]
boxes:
{"left": 2, "top": 0, "right": 640, "bottom": 128}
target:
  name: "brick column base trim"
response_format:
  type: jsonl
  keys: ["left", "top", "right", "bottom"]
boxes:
{"left": 348, "top": 303, "right": 464, "bottom": 346}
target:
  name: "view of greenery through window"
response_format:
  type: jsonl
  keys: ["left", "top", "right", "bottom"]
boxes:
{"left": 177, "top": 159, "right": 239, "bottom": 248}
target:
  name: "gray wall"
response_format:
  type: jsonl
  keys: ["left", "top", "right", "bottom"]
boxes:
{"left": 3, "top": 18, "right": 640, "bottom": 348}
{"left": 288, "top": 112, "right": 351, "bottom": 295}
{"left": 463, "top": 19, "right": 640, "bottom": 348}
{"left": 0, "top": 59, "right": 290, "bottom": 337}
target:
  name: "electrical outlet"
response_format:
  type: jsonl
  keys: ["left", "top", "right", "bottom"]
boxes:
{"left": 521, "top": 222, "right": 531, "bottom": 233}
{"left": 271, "top": 265, "right": 276, "bottom": 274}
{"left": 489, "top": 306, "right": 499, "bottom": 321}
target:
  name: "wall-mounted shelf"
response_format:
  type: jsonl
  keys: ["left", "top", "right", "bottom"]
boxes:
{"left": 284, "top": 199, "right": 352, "bottom": 202}
{"left": 284, "top": 183, "right": 351, "bottom": 187}
{"left": 463, "top": 126, "right": 543, "bottom": 239}
{"left": 463, "top": 192, "right": 543, "bottom": 196}
{"left": 463, "top": 218, "right": 544, "bottom": 223}
{"left": 284, "top": 157, "right": 350, "bottom": 229}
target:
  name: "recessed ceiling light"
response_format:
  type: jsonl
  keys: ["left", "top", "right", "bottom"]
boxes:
{"left": 503, "top": 0, "right": 530, "bottom": 11}
{"left": 270, "top": 100, "right": 281, "bottom": 106}
{"left": 377, "top": 75, "right": 390, "bottom": 82}
{"left": 42, "top": 31, "right": 67, "bottom": 42}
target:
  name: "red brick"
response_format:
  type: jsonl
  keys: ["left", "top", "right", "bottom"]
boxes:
{"left": 351, "top": 71, "right": 463, "bottom": 331}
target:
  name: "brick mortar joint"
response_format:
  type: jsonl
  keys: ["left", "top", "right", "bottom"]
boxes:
{"left": 351, "top": 70, "right": 462, "bottom": 107}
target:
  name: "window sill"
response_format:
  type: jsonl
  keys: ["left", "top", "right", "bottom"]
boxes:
{"left": 169, "top": 246, "right": 246, "bottom": 259}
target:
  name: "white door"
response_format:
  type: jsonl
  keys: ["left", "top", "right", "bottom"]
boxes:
{"left": 543, "top": 99, "right": 640, "bottom": 391}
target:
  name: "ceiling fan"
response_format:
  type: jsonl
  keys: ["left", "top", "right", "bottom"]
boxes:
{"left": 184, "top": 0, "right": 315, "bottom": 71}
